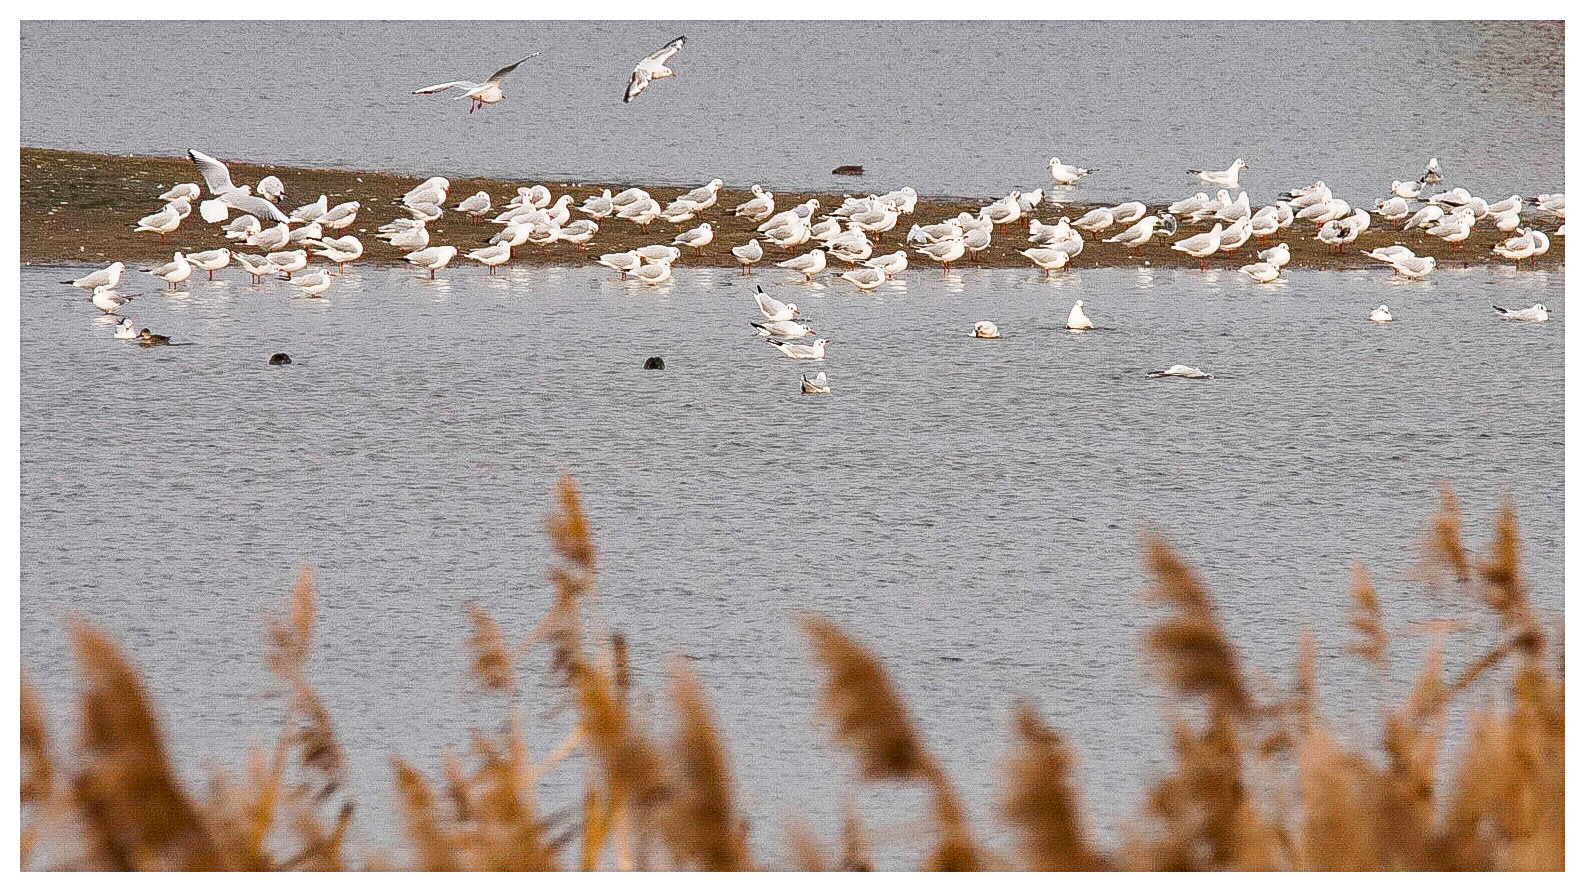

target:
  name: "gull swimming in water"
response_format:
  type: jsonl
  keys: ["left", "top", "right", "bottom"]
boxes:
{"left": 1046, "top": 157, "right": 1095, "bottom": 185}
{"left": 290, "top": 270, "right": 335, "bottom": 298}
{"left": 1493, "top": 303, "right": 1549, "bottom": 322}
{"left": 64, "top": 261, "right": 124, "bottom": 291}
{"left": 767, "top": 338, "right": 829, "bottom": 360}
{"left": 1066, "top": 300, "right": 1093, "bottom": 329}
{"left": 753, "top": 286, "right": 800, "bottom": 321}
{"left": 114, "top": 318, "right": 137, "bottom": 339}
{"left": 800, "top": 371, "right": 830, "bottom": 394}
{"left": 1188, "top": 158, "right": 1248, "bottom": 188}
{"left": 624, "top": 36, "right": 687, "bottom": 103}
{"left": 1370, "top": 304, "right": 1393, "bottom": 322}
{"left": 972, "top": 321, "right": 1000, "bottom": 338}
{"left": 1240, "top": 261, "right": 1281, "bottom": 283}
{"left": 404, "top": 245, "right": 458, "bottom": 278}
{"left": 751, "top": 318, "right": 816, "bottom": 339}
{"left": 1419, "top": 157, "right": 1442, "bottom": 184}
{"left": 90, "top": 285, "right": 132, "bottom": 313}
{"left": 1148, "top": 364, "right": 1212, "bottom": 379}
{"left": 412, "top": 53, "right": 541, "bottom": 113}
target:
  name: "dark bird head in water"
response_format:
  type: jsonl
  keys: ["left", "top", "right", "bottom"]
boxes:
{"left": 269, "top": 352, "right": 292, "bottom": 365}
{"left": 643, "top": 356, "right": 665, "bottom": 370}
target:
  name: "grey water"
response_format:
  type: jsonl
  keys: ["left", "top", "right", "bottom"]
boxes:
{"left": 20, "top": 261, "right": 1565, "bottom": 865}
{"left": 19, "top": 20, "right": 1565, "bottom": 203}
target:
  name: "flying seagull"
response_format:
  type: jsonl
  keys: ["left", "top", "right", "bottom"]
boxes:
{"left": 187, "top": 150, "right": 290, "bottom": 224}
{"left": 413, "top": 53, "right": 541, "bottom": 113}
{"left": 624, "top": 36, "right": 686, "bottom": 103}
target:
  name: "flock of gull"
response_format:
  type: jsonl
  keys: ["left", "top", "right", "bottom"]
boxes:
{"left": 63, "top": 48, "right": 1562, "bottom": 383}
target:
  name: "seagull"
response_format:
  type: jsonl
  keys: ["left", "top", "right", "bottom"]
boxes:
{"left": 751, "top": 318, "right": 816, "bottom": 338}
{"left": 636, "top": 244, "right": 681, "bottom": 263}
{"left": 731, "top": 238, "right": 764, "bottom": 269}
{"left": 1149, "top": 364, "right": 1212, "bottom": 379}
{"left": 146, "top": 252, "right": 192, "bottom": 289}
{"left": 289, "top": 194, "right": 328, "bottom": 224}
{"left": 223, "top": 214, "right": 262, "bottom": 241}
{"left": 558, "top": 218, "right": 599, "bottom": 247}
{"left": 1390, "top": 179, "right": 1424, "bottom": 199}
{"left": 1370, "top": 305, "right": 1393, "bottom": 322}
{"left": 914, "top": 237, "right": 966, "bottom": 271}
{"left": 864, "top": 250, "right": 908, "bottom": 278}
{"left": 1072, "top": 206, "right": 1115, "bottom": 235}
{"left": 777, "top": 248, "right": 827, "bottom": 281}
{"left": 673, "top": 222, "right": 714, "bottom": 254}
{"left": 1493, "top": 303, "right": 1549, "bottom": 322}
{"left": 767, "top": 338, "right": 829, "bottom": 360}
{"left": 578, "top": 189, "right": 615, "bottom": 218}
{"left": 1258, "top": 242, "right": 1291, "bottom": 268}
{"left": 133, "top": 206, "right": 182, "bottom": 241}
{"left": 265, "top": 249, "right": 309, "bottom": 279}
{"left": 319, "top": 201, "right": 361, "bottom": 230}
{"left": 597, "top": 250, "right": 643, "bottom": 275}
{"left": 187, "top": 149, "right": 289, "bottom": 224}
{"left": 1172, "top": 223, "right": 1224, "bottom": 269}
{"left": 1362, "top": 245, "right": 1417, "bottom": 264}
{"left": 113, "top": 318, "right": 138, "bottom": 339}
{"left": 159, "top": 182, "right": 201, "bottom": 202}
{"left": 90, "top": 285, "right": 132, "bottom": 313}
{"left": 624, "top": 36, "right": 686, "bottom": 103}
{"left": 677, "top": 179, "right": 724, "bottom": 209}
{"left": 404, "top": 245, "right": 459, "bottom": 278}
{"left": 631, "top": 260, "right": 674, "bottom": 285}
{"left": 1019, "top": 247, "right": 1070, "bottom": 277}
{"left": 63, "top": 261, "right": 124, "bottom": 291}
{"left": 1111, "top": 201, "right": 1148, "bottom": 225}
{"left": 1046, "top": 157, "right": 1095, "bottom": 185}
{"left": 1492, "top": 229, "right": 1536, "bottom": 264}
{"left": 972, "top": 321, "right": 1000, "bottom": 338}
{"left": 290, "top": 270, "right": 335, "bottom": 298}
{"left": 800, "top": 371, "right": 831, "bottom": 394}
{"left": 412, "top": 53, "right": 541, "bottom": 113}
{"left": 454, "top": 191, "right": 492, "bottom": 220}
{"left": 1387, "top": 255, "right": 1437, "bottom": 279}
{"left": 753, "top": 285, "right": 800, "bottom": 321}
{"left": 1188, "top": 158, "right": 1248, "bottom": 188}
{"left": 235, "top": 254, "right": 280, "bottom": 284}
{"left": 1105, "top": 214, "right": 1175, "bottom": 255}
{"left": 186, "top": 248, "right": 231, "bottom": 279}
{"left": 465, "top": 242, "right": 513, "bottom": 273}
{"left": 382, "top": 221, "right": 430, "bottom": 252}
{"left": 1240, "top": 261, "right": 1281, "bottom": 283}
{"left": 309, "top": 235, "right": 364, "bottom": 271}
{"left": 257, "top": 175, "right": 286, "bottom": 204}
{"left": 839, "top": 265, "right": 886, "bottom": 290}
{"left": 247, "top": 222, "right": 292, "bottom": 252}
{"left": 1066, "top": 300, "right": 1093, "bottom": 329}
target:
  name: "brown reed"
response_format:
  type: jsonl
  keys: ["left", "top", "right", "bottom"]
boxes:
{"left": 19, "top": 482, "right": 1563, "bottom": 871}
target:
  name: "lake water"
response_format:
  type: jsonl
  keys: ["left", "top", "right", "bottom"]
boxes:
{"left": 19, "top": 20, "right": 1565, "bottom": 204}
{"left": 19, "top": 260, "right": 1565, "bottom": 866}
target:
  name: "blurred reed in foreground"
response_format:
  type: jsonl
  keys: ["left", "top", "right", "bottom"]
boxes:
{"left": 20, "top": 478, "right": 1563, "bottom": 870}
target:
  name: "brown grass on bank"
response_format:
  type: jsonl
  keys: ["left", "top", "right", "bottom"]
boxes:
{"left": 20, "top": 480, "right": 1563, "bottom": 870}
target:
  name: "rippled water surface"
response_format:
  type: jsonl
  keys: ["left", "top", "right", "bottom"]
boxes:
{"left": 20, "top": 20, "right": 1565, "bottom": 202}
{"left": 20, "top": 261, "right": 1565, "bottom": 864}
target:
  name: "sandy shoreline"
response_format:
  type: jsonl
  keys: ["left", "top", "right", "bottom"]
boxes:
{"left": 21, "top": 147, "right": 1563, "bottom": 273}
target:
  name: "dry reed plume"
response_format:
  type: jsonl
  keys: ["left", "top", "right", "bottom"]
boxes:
{"left": 20, "top": 481, "right": 1563, "bottom": 870}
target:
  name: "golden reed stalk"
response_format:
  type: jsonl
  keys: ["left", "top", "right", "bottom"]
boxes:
{"left": 20, "top": 481, "right": 1562, "bottom": 870}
